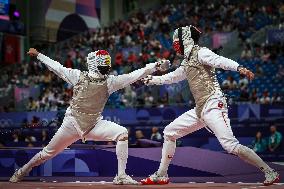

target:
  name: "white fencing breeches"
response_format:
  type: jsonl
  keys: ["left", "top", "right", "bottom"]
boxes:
{"left": 21, "top": 114, "right": 127, "bottom": 173}
{"left": 162, "top": 94, "right": 271, "bottom": 172}
{"left": 164, "top": 94, "right": 240, "bottom": 154}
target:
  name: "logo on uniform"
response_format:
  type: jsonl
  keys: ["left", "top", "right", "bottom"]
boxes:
{"left": 167, "top": 155, "right": 173, "bottom": 159}
{"left": 218, "top": 101, "right": 223, "bottom": 109}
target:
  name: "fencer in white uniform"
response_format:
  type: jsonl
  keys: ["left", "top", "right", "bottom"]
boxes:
{"left": 141, "top": 26, "right": 279, "bottom": 186}
{"left": 10, "top": 48, "right": 170, "bottom": 184}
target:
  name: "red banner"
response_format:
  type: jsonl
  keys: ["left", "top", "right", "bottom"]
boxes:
{"left": 3, "top": 35, "right": 20, "bottom": 64}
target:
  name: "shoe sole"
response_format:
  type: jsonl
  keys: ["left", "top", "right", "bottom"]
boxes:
{"left": 113, "top": 182, "right": 139, "bottom": 185}
{"left": 9, "top": 180, "right": 18, "bottom": 183}
{"left": 263, "top": 175, "right": 280, "bottom": 186}
{"left": 141, "top": 179, "right": 169, "bottom": 185}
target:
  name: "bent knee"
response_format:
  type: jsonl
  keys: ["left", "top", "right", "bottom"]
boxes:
{"left": 163, "top": 127, "right": 179, "bottom": 142}
{"left": 117, "top": 128, "right": 128, "bottom": 141}
{"left": 163, "top": 134, "right": 177, "bottom": 142}
{"left": 220, "top": 139, "right": 240, "bottom": 154}
{"left": 232, "top": 144, "right": 252, "bottom": 156}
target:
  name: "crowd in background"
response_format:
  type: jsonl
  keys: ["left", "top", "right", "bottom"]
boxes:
{"left": 250, "top": 125, "right": 283, "bottom": 153}
{"left": 0, "top": 0, "right": 284, "bottom": 112}
{"left": 1, "top": 122, "right": 283, "bottom": 155}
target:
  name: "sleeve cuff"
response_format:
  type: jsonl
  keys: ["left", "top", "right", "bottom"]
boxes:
{"left": 37, "top": 53, "right": 45, "bottom": 61}
{"left": 232, "top": 62, "right": 240, "bottom": 71}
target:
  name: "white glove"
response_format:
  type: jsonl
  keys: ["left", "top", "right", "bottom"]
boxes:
{"left": 155, "top": 59, "right": 171, "bottom": 72}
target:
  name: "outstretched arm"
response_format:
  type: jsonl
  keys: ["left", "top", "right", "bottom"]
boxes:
{"left": 143, "top": 66, "right": 187, "bottom": 85}
{"left": 198, "top": 48, "right": 254, "bottom": 80}
{"left": 28, "top": 48, "right": 81, "bottom": 86}
{"left": 107, "top": 60, "right": 170, "bottom": 94}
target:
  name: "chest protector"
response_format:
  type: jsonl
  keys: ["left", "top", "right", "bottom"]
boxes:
{"left": 70, "top": 72, "right": 109, "bottom": 137}
{"left": 183, "top": 46, "right": 221, "bottom": 118}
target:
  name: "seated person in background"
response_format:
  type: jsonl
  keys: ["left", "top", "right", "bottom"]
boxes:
{"left": 150, "top": 127, "right": 162, "bottom": 142}
{"left": 250, "top": 88, "right": 258, "bottom": 103}
{"left": 259, "top": 90, "right": 271, "bottom": 104}
{"left": 239, "top": 87, "right": 250, "bottom": 102}
{"left": 41, "top": 130, "right": 50, "bottom": 145}
{"left": 134, "top": 130, "right": 145, "bottom": 147}
{"left": 238, "top": 75, "right": 249, "bottom": 90}
{"left": 135, "top": 130, "right": 145, "bottom": 140}
{"left": 29, "top": 116, "right": 41, "bottom": 127}
{"left": 12, "top": 132, "right": 20, "bottom": 143}
{"left": 251, "top": 131, "right": 267, "bottom": 153}
{"left": 222, "top": 76, "right": 237, "bottom": 90}
{"left": 135, "top": 130, "right": 161, "bottom": 148}
{"left": 268, "top": 125, "right": 282, "bottom": 153}
{"left": 255, "top": 64, "right": 264, "bottom": 78}
{"left": 25, "top": 135, "right": 37, "bottom": 143}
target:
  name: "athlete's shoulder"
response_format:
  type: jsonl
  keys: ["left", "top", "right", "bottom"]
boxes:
{"left": 197, "top": 47, "right": 216, "bottom": 60}
{"left": 197, "top": 46, "right": 211, "bottom": 53}
{"left": 106, "top": 74, "right": 115, "bottom": 80}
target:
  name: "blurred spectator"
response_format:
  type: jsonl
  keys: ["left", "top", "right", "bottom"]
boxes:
{"left": 268, "top": 125, "right": 282, "bottom": 153}
{"left": 250, "top": 88, "right": 258, "bottom": 103}
{"left": 255, "top": 64, "right": 264, "bottom": 78}
{"left": 127, "top": 51, "right": 137, "bottom": 64}
{"left": 21, "top": 118, "right": 29, "bottom": 128}
{"left": 251, "top": 131, "right": 267, "bottom": 153}
{"left": 271, "top": 93, "right": 282, "bottom": 104}
{"left": 135, "top": 130, "right": 145, "bottom": 140}
{"left": 158, "top": 93, "right": 168, "bottom": 108}
{"left": 43, "top": 71, "right": 52, "bottom": 85}
{"left": 175, "top": 95, "right": 184, "bottom": 106}
{"left": 241, "top": 46, "right": 253, "bottom": 59}
{"left": 121, "top": 86, "right": 137, "bottom": 107}
{"left": 144, "top": 92, "right": 154, "bottom": 107}
{"left": 26, "top": 97, "right": 37, "bottom": 111}
{"left": 25, "top": 135, "right": 37, "bottom": 143}
{"left": 238, "top": 75, "right": 249, "bottom": 90}
{"left": 41, "top": 130, "right": 50, "bottom": 143}
{"left": 222, "top": 76, "right": 237, "bottom": 90}
{"left": 259, "top": 90, "right": 271, "bottom": 104}
{"left": 30, "top": 116, "right": 41, "bottom": 127}
{"left": 12, "top": 132, "right": 19, "bottom": 142}
{"left": 261, "top": 49, "right": 271, "bottom": 63}
{"left": 134, "top": 130, "right": 146, "bottom": 147}
{"left": 239, "top": 87, "right": 250, "bottom": 102}
{"left": 65, "top": 55, "right": 73, "bottom": 68}
{"left": 150, "top": 127, "right": 162, "bottom": 142}
{"left": 50, "top": 101, "right": 58, "bottom": 111}
{"left": 115, "top": 51, "right": 124, "bottom": 66}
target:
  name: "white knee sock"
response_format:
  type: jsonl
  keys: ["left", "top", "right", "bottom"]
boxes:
{"left": 157, "top": 139, "right": 176, "bottom": 176}
{"left": 116, "top": 140, "right": 128, "bottom": 176}
{"left": 236, "top": 145, "right": 272, "bottom": 173}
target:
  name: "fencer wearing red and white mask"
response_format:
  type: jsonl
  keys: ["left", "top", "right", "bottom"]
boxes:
{"left": 141, "top": 26, "right": 279, "bottom": 186}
